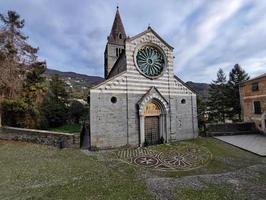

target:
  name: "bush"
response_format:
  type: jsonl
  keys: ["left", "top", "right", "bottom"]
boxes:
{"left": 69, "top": 100, "right": 86, "bottom": 124}
{"left": 1, "top": 99, "right": 28, "bottom": 127}
{"left": 41, "top": 98, "right": 68, "bottom": 128}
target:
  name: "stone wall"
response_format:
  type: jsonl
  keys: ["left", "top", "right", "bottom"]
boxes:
{"left": 90, "top": 90, "right": 198, "bottom": 149}
{"left": 172, "top": 95, "right": 198, "bottom": 141}
{"left": 90, "top": 92, "right": 128, "bottom": 148}
{"left": 0, "top": 126, "right": 80, "bottom": 148}
{"left": 206, "top": 122, "right": 259, "bottom": 136}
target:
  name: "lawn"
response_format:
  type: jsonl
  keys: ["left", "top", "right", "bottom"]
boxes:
{"left": 0, "top": 141, "right": 154, "bottom": 200}
{"left": 0, "top": 138, "right": 265, "bottom": 200}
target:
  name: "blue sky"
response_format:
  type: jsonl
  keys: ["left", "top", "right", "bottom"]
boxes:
{"left": 1, "top": 0, "right": 266, "bottom": 83}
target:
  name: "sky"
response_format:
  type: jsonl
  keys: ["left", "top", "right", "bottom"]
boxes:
{"left": 1, "top": 0, "right": 266, "bottom": 83}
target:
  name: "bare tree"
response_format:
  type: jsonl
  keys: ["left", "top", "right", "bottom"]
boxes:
{"left": 0, "top": 11, "right": 41, "bottom": 126}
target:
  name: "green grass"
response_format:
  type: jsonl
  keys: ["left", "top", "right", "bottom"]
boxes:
{"left": 0, "top": 141, "right": 155, "bottom": 200}
{"left": 48, "top": 123, "right": 81, "bottom": 134}
{"left": 0, "top": 138, "right": 265, "bottom": 199}
{"left": 192, "top": 138, "right": 264, "bottom": 172}
{"left": 175, "top": 183, "right": 245, "bottom": 200}
{"left": 145, "top": 138, "right": 265, "bottom": 178}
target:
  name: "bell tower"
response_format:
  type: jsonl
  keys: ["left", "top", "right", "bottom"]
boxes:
{"left": 104, "top": 7, "right": 126, "bottom": 79}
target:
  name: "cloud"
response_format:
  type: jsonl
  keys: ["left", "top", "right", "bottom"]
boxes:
{"left": 0, "top": 0, "right": 265, "bottom": 82}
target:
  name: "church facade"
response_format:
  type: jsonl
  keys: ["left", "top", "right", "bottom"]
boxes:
{"left": 89, "top": 8, "right": 198, "bottom": 149}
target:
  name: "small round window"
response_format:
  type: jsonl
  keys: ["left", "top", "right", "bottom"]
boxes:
{"left": 181, "top": 99, "right": 186, "bottom": 104}
{"left": 111, "top": 96, "right": 117, "bottom": 103}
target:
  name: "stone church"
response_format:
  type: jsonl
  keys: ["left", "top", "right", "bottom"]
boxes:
{"left": 89, "top": 8, "right": 198, "bottom": 149}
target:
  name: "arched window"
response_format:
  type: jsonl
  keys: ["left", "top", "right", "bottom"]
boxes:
{"left": 118, "top": 33, "right": 122, "bottom": 39}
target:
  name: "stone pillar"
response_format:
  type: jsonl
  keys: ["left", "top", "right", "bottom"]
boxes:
{"left": 160, "top": 114, "right": 166, "bottom": 142}
{"left": 140, "top": 114, "right": 145, "bottom": 147}
{"left": 166, "top": 113, "right": 170, "bottom": 143}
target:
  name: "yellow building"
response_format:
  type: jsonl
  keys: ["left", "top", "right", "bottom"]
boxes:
{"left": 240, "top": 73, "right": 266, "bottom": 133}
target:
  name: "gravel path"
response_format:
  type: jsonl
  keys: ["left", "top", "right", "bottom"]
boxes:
{"left": 146, "top": 164, "right": 266, "bottom": 200}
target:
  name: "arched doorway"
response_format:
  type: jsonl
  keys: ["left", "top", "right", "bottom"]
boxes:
{"left": 138, "top": 87, "right": 169, "bottom": 147}
{"left": 144, "top": 102, "right": 161, "bottom": 145}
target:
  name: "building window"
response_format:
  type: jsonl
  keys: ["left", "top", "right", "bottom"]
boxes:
{"left": 254, "top": 101, "right": 261, "bottom": 114}
{"left": 118, "top": 33, "right": 122, "bottom": 39}
{"left": 116, "top": 48, "right": 118, "bottom": 57}
{"left": 111, "top": 96, "right": 117, "bottom": 104}
{"left": 252, "top": 82, "right": 259, "bottom": 91}
{"left": 181, "top": 99, "right": 186, "bottom": 104}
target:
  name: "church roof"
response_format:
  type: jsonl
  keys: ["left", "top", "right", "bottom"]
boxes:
{"left": 90, "top": 71, "right": 127, "bottom": 90}
{"left": 127, "top": 26, "right": 174, "bottom": 50}
{"left": 107, "top": 51, "right": 127, "bottom": 79}
{"left": 174, "top": 75, "right": 197, "bottom": 94}
{"left": 108, "top": 7, "right": 126, "bottom": 44}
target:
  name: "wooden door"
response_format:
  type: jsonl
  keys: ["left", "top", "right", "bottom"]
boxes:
{"left": 145, "top": 116, "right": 159, "bottom": 145}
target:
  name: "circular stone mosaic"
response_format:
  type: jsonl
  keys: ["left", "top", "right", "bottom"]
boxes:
{"left": 117, "top": 144, "right": 212, "bottom": 171}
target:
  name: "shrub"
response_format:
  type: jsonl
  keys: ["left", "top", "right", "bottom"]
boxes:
{"left": 1, "top": 99, "right": 28, "bottom": 127}
{"left": 41, "top": 99, "right": 68, "bottom": 128}
{"left": 69, "top": 100, "right": 86, "bottom": 124}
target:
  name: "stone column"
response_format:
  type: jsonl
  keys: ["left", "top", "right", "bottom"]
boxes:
{"left": 165, "top": 113, "right": 169, "bottom": 143}
{"left": 160, "top": 114, "right": 166, "bottom": 142}
{"left": 140, "top": 114, "right": 145, "bottom": 147}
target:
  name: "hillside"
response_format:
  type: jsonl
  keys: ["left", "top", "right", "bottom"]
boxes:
{"left": 44, "top": 68, "right": 104, "bottom": 84}
{"left": 44, "top": 68, "right": 210, "bottom": 100}
{"left": 44, "top": 68, "right": 104, "bottom": 99}
{"left": 186, "top": 81, "right": 210, "bottom": 100}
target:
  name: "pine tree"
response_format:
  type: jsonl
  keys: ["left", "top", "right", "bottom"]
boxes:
{"left": 22, "top": 62, "right": 47, "bottom": 128}
{"left": 227, "top": 64, "right": 249, "bottom": 121}
{"left": 197, "top": 96, "right": 207, "bottom": 134}
{"left": 208, "top": 69, "right": 228, "bottom": 123}
{"left": 69, "top": 100, "right": 86, "bottom": 124}
{"left": 41, "top": 75, "right": 69, "bottom": 128}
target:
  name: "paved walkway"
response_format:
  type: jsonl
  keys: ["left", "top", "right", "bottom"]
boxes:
{"left": 116, "top": 144, "right": 212, "bottom": 171}
{"left": 214, "top": 134, "right": 266, "bottom": 156}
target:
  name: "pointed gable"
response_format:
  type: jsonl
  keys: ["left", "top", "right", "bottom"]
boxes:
{"left": 108, "top": 7, "right": 126, "bottom": 45}
{"left": 127, "top": 26, "right": 174, "bottom": 50}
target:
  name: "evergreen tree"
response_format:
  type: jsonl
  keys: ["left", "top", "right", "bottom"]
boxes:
{"left": 227, "top": 64, "right": 249, "bottom": 121}
{"left": 208, "top": 69, "right": 228, "bottom": 122}
{"left": 69, "top": 100, "right": 86, "bottom": 124}
{"left": 22, "top": 62, "right": 47, "bottom": 128}
{"left": 197, "top": 96, "right": 207, "bottom": 135}
{"left": 41, "top": 75, "right": 69, "bottom": 128}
